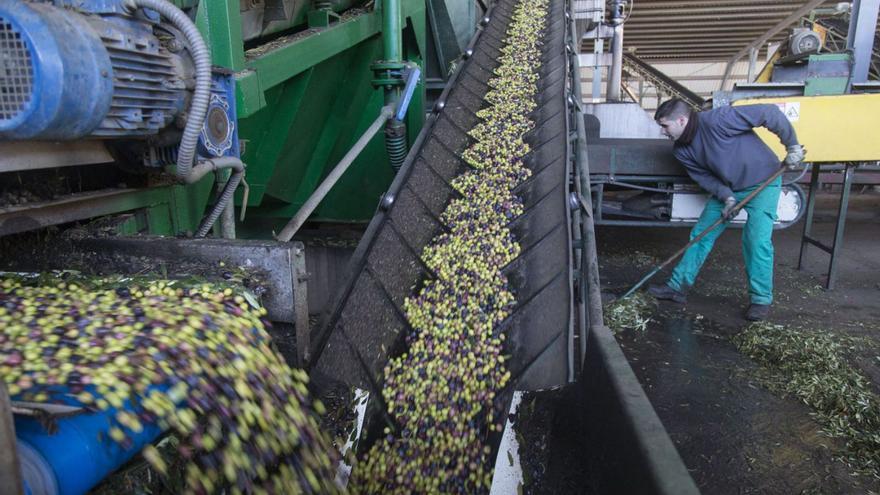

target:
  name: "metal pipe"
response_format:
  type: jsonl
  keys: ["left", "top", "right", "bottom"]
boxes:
{"left": 589, "top": 0, "right": 605, "bottom": 100}
{"left": 570, "top": 13, "right": 606, "bottom": 364}
{"left": 606, "top": 0, "right": 624, "bottom": 101}
{"left": 276, "top": 106, "right": 394, "bottom": 242}
{"left": 219, "top": 196, "right": 237, "bottom": 239}
{"left": 382, "top": 0, "right": 402, "bottom": 68}
{"left": 379, "top": 0, "right": 403, "bottom": 113}
{"left": 211, "top": 169, "right": 236, "bottom": 239}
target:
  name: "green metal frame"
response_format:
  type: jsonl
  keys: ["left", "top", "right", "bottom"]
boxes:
{"left": 189, "top": 0, "right": 426, "bottom": 235}
{"left": 803, "top": 53, "right": 851, "bottom": 96}
{"left": 45, "top": 0, "right": 426, "bottom": 238}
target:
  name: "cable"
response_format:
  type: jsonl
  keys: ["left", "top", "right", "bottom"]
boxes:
{"left": 621, "top": 0, "right": 633, "bottom": 24}
{"left": 783, "top": 163, "right": 810, "bottom": 186}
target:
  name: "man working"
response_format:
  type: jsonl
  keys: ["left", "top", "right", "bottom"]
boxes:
{"left": 648, "top": 98, "right": 805, "bottom": 321}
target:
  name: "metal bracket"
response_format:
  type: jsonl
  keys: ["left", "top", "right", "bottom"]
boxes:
{"left": 370, "top": 61, "right": 408, "bottom": 88}
{"left": 292, "top": 244, "right": 311, "bottom": 365}
{"left": 0, "top": 384, "right": 23, "bottom": 495}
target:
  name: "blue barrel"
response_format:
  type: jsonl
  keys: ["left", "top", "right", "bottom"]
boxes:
{"left": 14, "top": 390, "right": 165, "bottom": 495}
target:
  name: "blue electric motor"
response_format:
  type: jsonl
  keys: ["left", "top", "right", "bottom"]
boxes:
{"left": 0, "top": 0, "right": 237, "bottom": 161}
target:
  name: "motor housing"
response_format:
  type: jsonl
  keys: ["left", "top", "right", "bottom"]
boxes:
{"left": 0, "top": 0, "right": 188, "bottom": 140}
{"left": 789, "top": 28, "right": 823, "bottom": 56}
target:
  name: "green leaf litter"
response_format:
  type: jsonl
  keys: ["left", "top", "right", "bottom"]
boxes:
{"left": 604, "top": 292, "right": 656, "bottom": 334}
{"left": 733, "top": 322, "right": 880, "bottom": 477}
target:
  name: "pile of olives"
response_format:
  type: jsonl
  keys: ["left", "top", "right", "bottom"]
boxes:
{"left": 0, "top": 277, "right": 340, "bottom": 494}
{"left": 352, "top": 0, "right": 548, "bottom": 492}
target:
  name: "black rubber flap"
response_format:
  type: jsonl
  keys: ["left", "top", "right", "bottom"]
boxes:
{"left": 310, "top": 0, "right": 572, "bottom": 393}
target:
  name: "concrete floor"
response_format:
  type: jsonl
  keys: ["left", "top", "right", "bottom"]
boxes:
{"left": 596, "top": 191, "right": 880, "bottom": 494}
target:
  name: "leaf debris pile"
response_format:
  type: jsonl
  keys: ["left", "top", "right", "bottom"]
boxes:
{"left": 604, "top": 291, "right": 655, "bottom": 334}
{"left": 734, "top": 322, "right": 880, "bottom": 477}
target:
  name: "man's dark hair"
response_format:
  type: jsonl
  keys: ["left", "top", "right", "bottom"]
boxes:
{"left": 654, "top": 98, "right": 692, "bottom": 121}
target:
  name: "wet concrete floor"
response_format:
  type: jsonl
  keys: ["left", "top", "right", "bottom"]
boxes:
{"left": 596, "top": 192, "right": 880, "bottom": 494}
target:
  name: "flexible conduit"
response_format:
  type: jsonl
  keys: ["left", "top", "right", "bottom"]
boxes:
{"left": 124, "top": 0, "right": 244, "bottom": 238}
{"left": 124, "top": 0, "right": 210, "bottom": 182}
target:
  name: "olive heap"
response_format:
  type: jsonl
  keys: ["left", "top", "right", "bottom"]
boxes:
{"left": 0, "top": 277, "right": 340, "bottom": 494}
{"left": 352, "top": 0, "right": 548, "bottom": 492}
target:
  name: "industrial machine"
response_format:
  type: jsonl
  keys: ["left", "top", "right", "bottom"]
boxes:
{"left": 714, "top": 0, "right": 880, "bottom": 289}
{"left": 581, "top": 103, "right": 806, "bottom": 228}
{"left": 575, "top": 0, "right": 806, "bottom": 228}
{"left": 576, "top": 0, "right": 879, "bottom": 235}
{"left": 0, "top": 0, "right": 440, "bottom": 240}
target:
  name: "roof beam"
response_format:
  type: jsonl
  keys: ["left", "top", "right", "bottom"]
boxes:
{"left": 719, "top": 0, "right": 827, "bottom": 90}
{"left": 634, "top": 0, "right": 816, "bottom": 8}
{"left": 628, "top": 4, "right": 812, "bottom": 15}
{"left": 623, "top": 26, "right": 770, "bottom": 35}
{"left": 625, "top": 32, "right": 780, "bottom": 41}
{"left": 626, "top": 12, "right": 792, "bottom": 21}
{"left": 635, "top": 50, "right": 742, "bottom": 58}
{"left": 632, "top": 40, "right": 772, "bottom": 48}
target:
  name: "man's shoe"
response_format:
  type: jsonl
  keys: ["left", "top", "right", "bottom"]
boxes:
{"left": 746, "top": 304, "right": 770, "bottom": 321}
{"left": 647, "top": 284, "right": 687, "bottom": 304}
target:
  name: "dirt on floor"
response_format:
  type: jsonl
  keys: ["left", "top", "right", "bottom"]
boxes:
{"left": 595, "top": 192, "right": 880, "bottom": 494}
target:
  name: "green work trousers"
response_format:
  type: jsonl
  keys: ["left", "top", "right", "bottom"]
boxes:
{"left": 667, "top": 176, "right": 781, "bottom": 305}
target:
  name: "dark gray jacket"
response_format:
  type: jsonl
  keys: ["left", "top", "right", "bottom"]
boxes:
{"left": 673, "top": 104, "right": 798, "bottom": 200}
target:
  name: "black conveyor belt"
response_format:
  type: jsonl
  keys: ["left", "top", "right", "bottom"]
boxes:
{"left": 310, "top": 0, "right": 572, "bottom": 392}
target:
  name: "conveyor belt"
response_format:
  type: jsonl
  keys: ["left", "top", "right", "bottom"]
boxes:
{"left": 310, "top": 0, "right": 572, "bottom": 392}
{"left": 623, "top": 53, "right": 705, "bottom": 110}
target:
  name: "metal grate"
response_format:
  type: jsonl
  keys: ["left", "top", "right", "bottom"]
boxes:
{"left": 0, "top": 16, "right": 35, "bottom": 123}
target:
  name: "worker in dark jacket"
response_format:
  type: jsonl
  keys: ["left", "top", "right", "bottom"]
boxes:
{"left": 648, "top": 98, "right": 805, "bottom": 321}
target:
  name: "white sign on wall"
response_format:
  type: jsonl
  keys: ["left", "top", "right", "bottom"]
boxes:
{"left": 774, "top": 102, "right": 801, "bottom": 122}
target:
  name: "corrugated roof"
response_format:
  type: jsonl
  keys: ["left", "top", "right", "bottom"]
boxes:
{"left": 581, "top": 0, "right": 847, "bottom": 62}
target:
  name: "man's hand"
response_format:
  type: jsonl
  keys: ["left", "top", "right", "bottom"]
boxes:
{"left": 784, "top": 144, "right": 806, "bottom": 169}
{"left": 722, "top": 196, "right": 740, "bottom": 221}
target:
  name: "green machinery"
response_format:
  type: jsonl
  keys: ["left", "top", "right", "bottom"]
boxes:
{"left": 208, "top": 0, "right": 427, "bottom": 233}
{"left": 0, "top": 0, "right": 485, "bottom": 238}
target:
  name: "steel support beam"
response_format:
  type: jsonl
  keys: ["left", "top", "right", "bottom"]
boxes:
{"left": 719, "top": 0, "right": 826, "bottom": 90}
{"left": 625, "top": 17, "right": 790, "bottom": 27}
{"left": 0, "top": 384, "right": 23, "bottom": 495}
{"left": 195, "top": 0, "right": 246, "bottom": 70}
{"left": 626, "top": 32, "right": 775, "bottom": 41}
{"left": 629, "top": 4, "right": 816, "bottom": 15}
{"left": 606, "top": 0, "right": 625, "bottom": 101}
{"left": 623, "top": 26, "right": 774, "bottom": 35}
{"left": 0, "top": 189, "right": 169, "bottom": 237}
{"left": 634, "top": 41, "right": 779, "bottom": 49}
{"left": 628, "top": 12, "right": 793, "bottom": 22}
{"left": 635, "top": 0, "right": 816, "bottom": 8}
{"left": 747, "top": 46, "right": 759, "bottom": 82}
{"left": 847, "top": 0, "right": 880, "bottom": 84}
